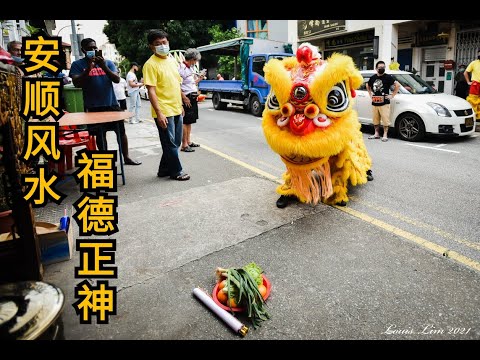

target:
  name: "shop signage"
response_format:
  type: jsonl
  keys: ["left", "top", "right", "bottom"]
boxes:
{"left": 413, "top": 32, "right": 448, "bottom": 47}
{"left": 298, "top": 20, "right": 346, "bottom": 40}
{"left": 324, "top": 31, "right": 374, "bottom": 50}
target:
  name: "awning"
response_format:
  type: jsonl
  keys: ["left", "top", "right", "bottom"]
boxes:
{"left": 196, "top": 37, "right": 254, "bottom": 56}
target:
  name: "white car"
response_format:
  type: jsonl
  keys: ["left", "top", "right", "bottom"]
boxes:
{"left": 355, "top": 70, "right": 476, "bottom": 141}
{"left": 139, "top": 85, "right": 149, "bottom": 100}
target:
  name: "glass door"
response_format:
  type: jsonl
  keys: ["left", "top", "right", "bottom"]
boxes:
{"left": 422, "top": 61, "right": 445, "bottom": 92}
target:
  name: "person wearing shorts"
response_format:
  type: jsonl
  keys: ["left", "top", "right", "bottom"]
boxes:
{"left": 366, "top": 60, "right": 399, "bottom": 142}
{"left": 178, "top": 48, "right": 205, "bottom": 152}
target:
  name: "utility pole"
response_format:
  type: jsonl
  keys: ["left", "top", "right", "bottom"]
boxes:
{"left": 70, "top": 20, "right": 81, "bottom": 60}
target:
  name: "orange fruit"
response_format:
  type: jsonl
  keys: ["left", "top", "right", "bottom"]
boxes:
{"left": 227, "top": 297, "right": 238, "bottom": 308}
{"left": 258, "top": 284, "right": 267, "bottom": 298}
{"left": 218, "top": 280, "right": 227, "bottom": 290}
{"left": 217, "top": 289, "right": 227, "bottom": 304}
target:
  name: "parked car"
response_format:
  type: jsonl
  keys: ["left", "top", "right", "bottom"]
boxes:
{"left": 355, "top": 70, "right": 476, "bottom": 141}
{"left": 139, "top": 85, "right": 149, "bottom": 100}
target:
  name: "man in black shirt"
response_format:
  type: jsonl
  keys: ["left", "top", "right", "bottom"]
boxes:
{"left": 366, "top": 61, "right": 399, "bottom": 142}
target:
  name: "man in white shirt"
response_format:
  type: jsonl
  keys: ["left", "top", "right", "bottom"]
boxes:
{"left": 126, "top": 62, "right": 143, "bottom": 123}
{"left": 113, "top": 74, "right": 128, "bottom": 110}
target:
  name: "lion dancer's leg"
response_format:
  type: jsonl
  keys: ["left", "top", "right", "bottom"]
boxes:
{"left": 326, "top": 164, "right": 351, "bottom": 206}
{"left": 466, "top": 94, "right": 480, "bottom": 122}
{"left": 275, "top": 171, "right": 300, "bottom": 208}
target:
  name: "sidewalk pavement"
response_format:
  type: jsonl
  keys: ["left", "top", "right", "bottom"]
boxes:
{"left": 37, "top": 121, "right": 480, "bottom": 340}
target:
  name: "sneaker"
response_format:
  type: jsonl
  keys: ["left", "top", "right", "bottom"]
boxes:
{"left": 129, "top": 119, "right": 139, "bottom": 124}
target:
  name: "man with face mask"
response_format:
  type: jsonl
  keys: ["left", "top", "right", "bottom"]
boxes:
{"left": 464, "top": 49, "right": 480, "bottom": 120}
{"left": 142, "top": 29, "right": 190, "bottom": 181}
{"left": 126, "top": 62, "right": 143, "bottom": 124}
{"left": 454, "top": 65, "right": 469, "bottom": 100}
{"left": 69, "top": 38, "right": 142, "bottom": 165}
{"left": 366, "top": 60, "right": 399, "bottom": 142}
{"left": 179, "top": 48, "right": 205, "bottom": 152}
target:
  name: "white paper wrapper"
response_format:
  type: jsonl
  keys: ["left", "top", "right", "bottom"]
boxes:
{"left": 193, "top": 287, "right": 248, "bottom": 336}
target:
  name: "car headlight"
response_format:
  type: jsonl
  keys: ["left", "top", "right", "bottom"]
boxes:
{"left": 427, "top": 102, "right": 451, "bottom": 117}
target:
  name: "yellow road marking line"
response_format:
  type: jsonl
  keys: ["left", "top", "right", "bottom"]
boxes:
{"left": 349, "top": 195, "right": 480, "bottom": 251}
{"left": 257, "top": 159, "right": 285, "bottom": 173}
{"left": 199, "top": 143, "right": 282, "bottom": 183}
{"left": 156, "top": 140, "right": 480, "bottom": 273}
{"left": 334, "top": 205, "right": 480, "bottom": 272}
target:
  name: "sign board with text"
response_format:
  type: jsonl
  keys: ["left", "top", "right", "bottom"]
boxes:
{"left": 298, "top": 20, "right": 347, "bottom": 41}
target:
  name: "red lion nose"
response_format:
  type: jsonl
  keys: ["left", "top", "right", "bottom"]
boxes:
{"left": 296, "top": 46, "right": 312, "bottom": 64}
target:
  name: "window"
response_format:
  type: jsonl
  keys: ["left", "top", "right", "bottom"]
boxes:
{"left": 247, "top": 20, "right": 268, "bottom": 39}
{"left": 252, "top": 56, "right": 266, "bottom": 77}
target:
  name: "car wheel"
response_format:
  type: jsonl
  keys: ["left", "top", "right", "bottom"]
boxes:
{"left": 250, "top": 95, "right": 263, "bottom": 117}
{"left": 212, "top": 92, "right": 227, "bottom": 110}
{"left": 395, "top": 113, "right": 425, "bottom": 142}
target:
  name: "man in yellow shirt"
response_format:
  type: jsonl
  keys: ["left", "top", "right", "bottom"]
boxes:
{"left": 143, "top": 29, "right": 190, "bottom": 181}
{"left": 464, "top": 49, "right": 480, "bottom": 120}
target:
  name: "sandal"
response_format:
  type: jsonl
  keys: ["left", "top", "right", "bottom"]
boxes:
{"left": 368, "top": 135, "right": 380, "bottom": 139}
{"left": 170, "top": 172, "right": 190, "bottom": 181}
{"left": 181, "top": 146, "right": 195, "bottom": 152}
{"left": 381, "top": 137, "right": 388, "bottom": 142}
{"left": 188, "top": 142, "right": 200, "bottom": 147}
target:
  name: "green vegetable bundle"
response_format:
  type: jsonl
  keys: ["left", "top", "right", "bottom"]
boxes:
{"left": 215, "top": 262, "right": 270, "bottom": 328}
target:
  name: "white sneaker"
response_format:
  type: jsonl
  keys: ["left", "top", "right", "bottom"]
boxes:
{"left": 129, "top": 119, "right": 139, "bottom": 124}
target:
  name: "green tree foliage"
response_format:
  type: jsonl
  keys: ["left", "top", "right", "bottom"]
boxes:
{"left": 207, "top": 25, "right": 244, "bottom": 79}
{"left": 103, "top": 20, "right": 234, "bottom": 66}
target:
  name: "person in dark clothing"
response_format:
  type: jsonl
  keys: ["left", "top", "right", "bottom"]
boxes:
{"left": 454, "top": 65, "right": 469, "bottom": 100}
{"left": 69, "top": 38, "right": 141, "bottom": 165}
{"left": 366, "top": 60, "right": 400, "bottom": 142}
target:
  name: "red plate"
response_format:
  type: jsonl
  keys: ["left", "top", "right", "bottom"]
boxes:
{"left": 212, "top": 274, "right": 271, "bottom": 312}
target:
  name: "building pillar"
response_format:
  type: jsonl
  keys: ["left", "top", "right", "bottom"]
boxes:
{"left": 444, "top": 24, "right": 457, "bottom": 95}
{"left": 376, "top": 21, "right": 397, "bottom": 67}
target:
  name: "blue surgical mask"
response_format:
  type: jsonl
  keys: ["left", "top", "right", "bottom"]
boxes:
{"left": 155, "top": 44, "right": 170, "bottom": 56}
{"left": 86, "top": 50, "right": 95, "bottom": 58}
{"left": 12, "top": 55, "right": 24, "bottom": 63}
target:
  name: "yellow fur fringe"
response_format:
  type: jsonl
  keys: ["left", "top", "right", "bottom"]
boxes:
{"left": 466, "top": 94, "right": 480, "bottom": 119}
{"left": 280, "top": 158, "right": 333, "bottom": 204}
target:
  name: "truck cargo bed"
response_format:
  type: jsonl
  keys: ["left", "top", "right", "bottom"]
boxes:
{"left": 198, "top": 80, "right": 243, "bottom": 93}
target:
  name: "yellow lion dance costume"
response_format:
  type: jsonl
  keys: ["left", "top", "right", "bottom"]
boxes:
{"left": 262, "top": 43, "right": 372, "bottom": 208}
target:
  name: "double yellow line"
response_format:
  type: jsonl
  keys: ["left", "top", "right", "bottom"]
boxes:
{"left": 197, "top": 142, "right": 480, "bottom": 273}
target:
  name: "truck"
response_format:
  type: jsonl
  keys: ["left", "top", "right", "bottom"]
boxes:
{"left": 197, "top": 37, "right": 293, "bottom": 117}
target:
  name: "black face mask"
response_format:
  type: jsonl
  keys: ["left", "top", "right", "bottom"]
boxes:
{"left": 377, "top": 68, "right": 385, "bottom": 74}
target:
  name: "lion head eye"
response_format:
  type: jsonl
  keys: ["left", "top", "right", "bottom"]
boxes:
{"left": 292, "top": 85, "right": 308, "bottom": 101}
{"left": 267, "top": 92, "right": 279, "bottom": 110}
{"left": 326, "top": 82, "right": 349, "bottom": 112}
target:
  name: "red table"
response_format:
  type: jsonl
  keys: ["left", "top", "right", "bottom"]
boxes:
{"left": 33, "top": 111, "right": 134, "bottom": 185}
